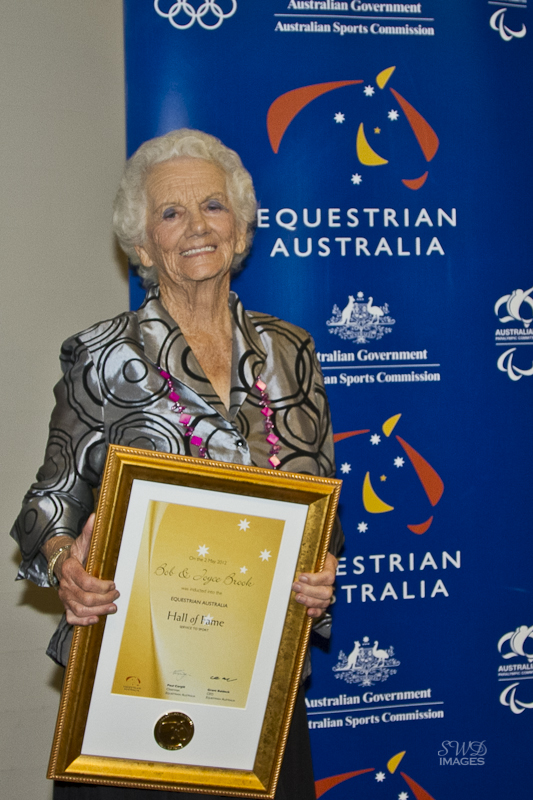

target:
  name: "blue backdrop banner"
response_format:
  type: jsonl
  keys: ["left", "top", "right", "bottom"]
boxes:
{"left": 124, "top": 2, "right": 532, "bottom": 796}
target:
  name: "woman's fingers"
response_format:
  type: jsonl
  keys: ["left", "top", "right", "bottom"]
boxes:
{"left": 59, "top": 570, "right": 120, "bottom": 626}
{"left": 60, "top": 552, "right": 116, "bottom": 594}
{"left": 58, "top": 521, "right": 120, "bottom": 626}
{"left": 292, "top": 552, "right": 338, "bottom": 617}
{"left": 63, "top": 602, "right": 117, "bottom": 626}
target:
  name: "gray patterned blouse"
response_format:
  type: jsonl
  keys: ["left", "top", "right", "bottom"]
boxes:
{"left": 10, "top": 286, "right": 342, "bottom": 665}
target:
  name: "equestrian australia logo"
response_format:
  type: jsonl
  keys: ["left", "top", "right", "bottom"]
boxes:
{"left": 333, "top": 635, "right": 400, "bottom": 687}
{"left": 154, "top": 0, "right": 237, "bottom": 30}
{"left": 327, "top": 292, "right": 395, "bottom": 344}
{"left": 490, "top": 7, "right": 527, "bottom": 41}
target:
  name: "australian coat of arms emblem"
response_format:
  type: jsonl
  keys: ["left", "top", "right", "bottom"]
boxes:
{"left": 327, "top": 292, "right": 395, "bottom": 344}
{"left": 333, "top": 636, "right": 400, "bottom": 687}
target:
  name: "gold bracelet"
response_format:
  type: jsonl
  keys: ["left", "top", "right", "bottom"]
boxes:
{"left": 47, "top": 543, "right": 73, "bottom": 588}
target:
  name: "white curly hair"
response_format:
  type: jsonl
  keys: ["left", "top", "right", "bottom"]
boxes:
{"left": 113, "top": 129, "right": 257, "bottom": 286}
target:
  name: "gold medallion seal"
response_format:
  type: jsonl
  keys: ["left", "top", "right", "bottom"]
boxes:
{"left": 154, "top": 711, "right": 194, "bottom": 750}
{"left": 154, "top": 712, "right": 195, "bottom": 750}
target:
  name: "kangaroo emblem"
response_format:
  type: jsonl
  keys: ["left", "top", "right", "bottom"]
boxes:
{"left": 340, "top": 295, "right": 356, "bottom": 325}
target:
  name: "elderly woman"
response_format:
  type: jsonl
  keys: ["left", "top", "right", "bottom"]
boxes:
{"left": 11, "top": 129, "right": 342, "bottom": 800}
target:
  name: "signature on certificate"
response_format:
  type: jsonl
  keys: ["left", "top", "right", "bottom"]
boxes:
{"left": 172, "top": 670, "right": 190, "bottom": 679}
{"left": 210, "top": 675, "right": 238, "bottom": 683}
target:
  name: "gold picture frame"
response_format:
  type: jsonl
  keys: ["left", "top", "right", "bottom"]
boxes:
{"left": 48, "top": 445, "right": 341, "bottom": 797}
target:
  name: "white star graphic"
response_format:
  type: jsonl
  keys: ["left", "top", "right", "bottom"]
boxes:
{"left": 394, "top": 456, "right": 405, "bottom": 467}
{"left": 357, "top": 521, "right": 368, "bottom": 533}
{"left": 202, "top": 614, "right": 213, "bottom": 625}
{"left": 334, "top": 112, "right": 345, "bottom": 123}
{"left": 399, "top": 793, "right": 409, "bottom": 800}
{"left": 340, "top": 462, "right": 352, "bottom": 474}
{"left": 238, "top": 519, "right": 250, "bottom": 531}
{"left": 197, "top": 544, "right": 209, "bottom": 557}
{"left": 260, "top": 549, "right": 271, "bottom": 562}
{"left": 375, "top": 771, "right": 386, "bottom": 782}
{"left": 370, "top": 433, "right": 381, "bottom": 445}
{"left": 351, "top": 173, "right": 363, "bottom": 185}
{"left": 388, "top": 109, "right": 399, "bottom": 121}
{"left": 363, "top": 85, "right": 375, "bottom": 97}
{"left": 240, "top": 566, "right": 248, "bottom": 574}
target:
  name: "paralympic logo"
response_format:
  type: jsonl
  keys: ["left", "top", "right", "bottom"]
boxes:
{"left": 497, "top": 348, "right": 533, "bottom": 381}
{"left": 154, "top": 0, "right": 237, "bottom": 30}
{"left": 500, "top": 683, "right": 533, "bottom": 714}
{"left": 489, "top": 8, "right": 526, "bottom": 41}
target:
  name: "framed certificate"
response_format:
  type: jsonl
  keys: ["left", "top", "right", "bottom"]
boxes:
{"left": 48, "top": 445, "right": 341, "bottom": 797}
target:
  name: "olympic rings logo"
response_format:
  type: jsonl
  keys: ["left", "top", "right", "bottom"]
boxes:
{"left": 154, "top": 0, "right": 237, "bottom": 30}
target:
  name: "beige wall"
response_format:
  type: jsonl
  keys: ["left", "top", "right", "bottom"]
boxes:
{"left": 0, "top": 3, "right": 127, "bottom": 797}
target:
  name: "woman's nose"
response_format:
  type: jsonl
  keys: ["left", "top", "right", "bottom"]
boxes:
{"left": 186, "top": 207, "right": 209, "bottom": 236}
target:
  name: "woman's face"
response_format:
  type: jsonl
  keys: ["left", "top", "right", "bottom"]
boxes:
{"left": 135, "top": 157, "right": 246, "bottom": 289}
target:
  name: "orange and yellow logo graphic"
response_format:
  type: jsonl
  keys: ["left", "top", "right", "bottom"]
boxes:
{"left": 267, "top": 67, "right": 439, "bottom": 190}
{"left": 333, "top": 413, "right": 444, "bottom": 535}
{"left": 316, "top": 750, "right": 437, "bottom": 800}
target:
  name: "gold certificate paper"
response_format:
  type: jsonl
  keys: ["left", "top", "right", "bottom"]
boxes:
{"left": 81, "top": 478, "right": 309, "bottom": 772}
{"left": 112, "top": 501, "right": 284, "bottom": 708}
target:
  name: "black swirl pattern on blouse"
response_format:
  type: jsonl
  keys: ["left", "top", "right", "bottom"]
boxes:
{"left": 231, "top": 299, "right": 266, "bottom": 391}
{"left": 35, "top": 429, "right": 78, "bottom": 492}
{"left": 60, "top": 347, "right": 103, "bottom": 429}
{"left": 76, "top": 314, "right": 132, "bottom": 351}
{"left": 10, "top": 287, "right": 338, "bottom": 602}
{"left": 59, "top": 317, "right": 129, "bottom": 371}
{"left": 16, "top": 493, "right": 81, "bottom": 571}
{"left": 76, "top": 436, "right": 108, "bottom": 486}
{"left": 108, "top": 412, "right": 185, "bottom": 453}
{"left": 99, "top": 339, "right": 168, "bottom": 408}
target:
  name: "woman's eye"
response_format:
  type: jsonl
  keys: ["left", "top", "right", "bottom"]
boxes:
{"left": 206, "top": 201, "right": 224, "bottom": 212}
{"left": 162, "top": 208, "right": 177, "bottom": 220}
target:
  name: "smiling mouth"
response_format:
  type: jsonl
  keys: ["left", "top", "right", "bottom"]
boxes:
{"left": 181, "top": 245, "right": 216, "bottom": 257}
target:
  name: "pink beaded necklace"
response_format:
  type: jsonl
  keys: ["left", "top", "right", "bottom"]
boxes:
{"left": 159, "top": 369, "right": 282, "bottom": 468}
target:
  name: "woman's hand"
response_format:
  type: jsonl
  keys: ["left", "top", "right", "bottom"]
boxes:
{"left": 292, "top": 552, "right": 338, "bottom": 619}
{"left": 56, "top": 514, "right": 120, "bottom": 626}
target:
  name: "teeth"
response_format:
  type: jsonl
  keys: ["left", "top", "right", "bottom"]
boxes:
{"left": 181, "top": 246, "right": 216, "bottom": 256}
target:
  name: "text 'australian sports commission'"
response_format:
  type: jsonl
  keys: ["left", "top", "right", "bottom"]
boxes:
{"left": 276, "top": 1, "right": 435, "bottom": 35}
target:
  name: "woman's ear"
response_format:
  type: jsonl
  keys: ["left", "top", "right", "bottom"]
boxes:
{"left": 134, "top": 245, "right": 154, "bottom": 267}
{"left": 234, "top": 224, "right": 248, "bottom": 256}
